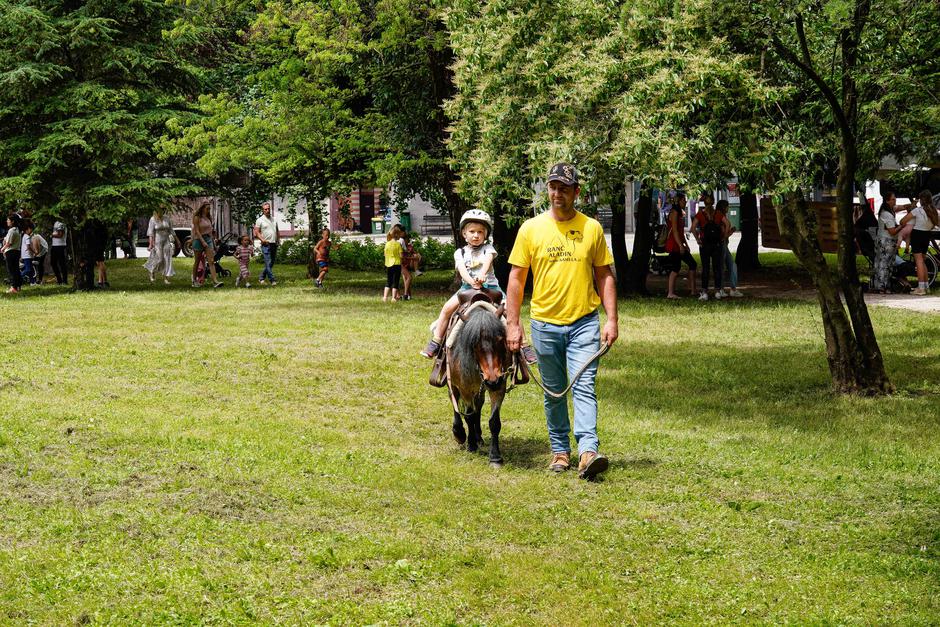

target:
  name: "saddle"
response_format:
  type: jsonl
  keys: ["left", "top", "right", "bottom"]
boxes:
{"left": 429, "top": 288, "right": 527, "bottom": 388}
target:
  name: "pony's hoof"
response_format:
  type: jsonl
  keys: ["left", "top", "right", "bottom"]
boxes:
{"left": 452, "top": 430, "right": 466, "bottom": 446}
{"left": 489, "top": 460, "right": 503, "bottom": 469}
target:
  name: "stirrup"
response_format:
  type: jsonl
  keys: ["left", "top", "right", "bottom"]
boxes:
{"left": 429, "top": 351, "right": 447, "bottom": 387}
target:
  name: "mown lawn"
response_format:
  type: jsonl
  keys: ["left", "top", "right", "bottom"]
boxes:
{"left": 1, "top": 257, "right": 938, "bottom": 624}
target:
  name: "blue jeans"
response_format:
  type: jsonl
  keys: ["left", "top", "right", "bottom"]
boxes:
{"left": 722, "top": 243, "right": 738, "bottom": 289}
{"left": 260, "top": 243, "right": 277, "bottom": 282}
{"left": 21, "top": 258, "right": 35, "bottom": 284}
{"left": 530, "top": 311, "right": 601, "bottom": 455}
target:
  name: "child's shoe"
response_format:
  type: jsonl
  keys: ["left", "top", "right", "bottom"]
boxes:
{"left": 520, "top": 345, "right": 538, "bottom": 365}
{"left": 245, "top": 282, "right": 250, "bottom": 288}
{"left": 420, "top": 338, "right": 442, "bottom": 359}
{"left": 315, "top": 279, "right": 322, "bottom": 288}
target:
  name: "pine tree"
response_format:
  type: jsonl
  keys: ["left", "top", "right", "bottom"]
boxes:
{"left": 0, "top": 0, "right": 199, "bottom": 289}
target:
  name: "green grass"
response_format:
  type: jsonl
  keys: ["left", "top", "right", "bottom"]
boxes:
{"left": 1, "top": 258, "right": 938, "bottom": 624}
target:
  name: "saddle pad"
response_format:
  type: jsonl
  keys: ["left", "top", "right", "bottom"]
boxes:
{"left": 445, "top": 300, "right": 500, "bottom": 349}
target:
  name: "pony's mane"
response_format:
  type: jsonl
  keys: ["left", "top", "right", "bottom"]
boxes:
{"left": 452, "top": 307, "right": 505, "bottom": 385}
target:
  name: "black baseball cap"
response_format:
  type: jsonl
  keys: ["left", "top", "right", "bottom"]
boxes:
{"left": 547, "top": 162, "right": 579, "bottom": 187}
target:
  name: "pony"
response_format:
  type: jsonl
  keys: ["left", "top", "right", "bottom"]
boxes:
{"left": 447, "top": 305, "right": 509, "bottom": 467}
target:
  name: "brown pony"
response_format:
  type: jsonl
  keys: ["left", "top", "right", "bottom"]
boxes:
{"left": 447, "top": 305, "right": 509, "bottom": 467}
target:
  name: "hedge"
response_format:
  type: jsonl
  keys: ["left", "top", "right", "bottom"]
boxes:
{"left": 275, "top": 232, "right": 456, "bottom": 271}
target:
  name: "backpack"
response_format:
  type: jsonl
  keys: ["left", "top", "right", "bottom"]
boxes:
{"left": 702, "top": 214, "right": 722, "bottom": 247}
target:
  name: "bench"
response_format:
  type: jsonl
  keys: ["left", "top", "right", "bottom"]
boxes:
{"left": 421, "top": 214, "right": 452, "bottom": 235}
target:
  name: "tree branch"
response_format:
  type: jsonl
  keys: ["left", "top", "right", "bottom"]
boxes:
{"left": 768, "top": 15, "right": 853, "bottom": 144}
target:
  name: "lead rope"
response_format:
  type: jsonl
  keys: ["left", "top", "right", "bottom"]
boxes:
{"left": 517, "top": 342, "right": 610, "bottom": 399}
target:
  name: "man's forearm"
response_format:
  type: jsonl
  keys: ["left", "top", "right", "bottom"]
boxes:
{"left": 505, "top": 266, "right": 526, "bottom": 324}
{"left": 599, "top": 269, "right": 617, "bottom": 322}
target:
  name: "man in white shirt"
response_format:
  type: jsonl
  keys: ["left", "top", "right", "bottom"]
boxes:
{"left": 253, "top": 202, "right": 279, "bottom": 285}
{"left": 51, "top": 220, "right": 68, "bottom": 284}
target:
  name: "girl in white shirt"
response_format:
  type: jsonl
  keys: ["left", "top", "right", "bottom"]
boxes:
{"left": 899, "top": 190, "right": 939, "bottom": 295}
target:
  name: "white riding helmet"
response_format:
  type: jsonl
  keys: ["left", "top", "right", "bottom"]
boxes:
{"left": 459, "top": 209, "right": 493, "bottom": 237}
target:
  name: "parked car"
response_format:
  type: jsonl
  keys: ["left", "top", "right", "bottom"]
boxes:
{"left": 135, "top": 217, "right": 192, "bottom": 257}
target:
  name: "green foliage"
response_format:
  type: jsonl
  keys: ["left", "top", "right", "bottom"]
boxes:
{"left": 329, "top": 236, "right": 385, "bottom": 270}
{"left": 0, "top": 0, "right": 199, "bottom": 225}
{"left": 410, "top": 235, "right": 455, "bottom": 270}
{"left": 161, "top": 0, "right": 463, "bottom": 223}
{"left": 276, "top": 233, "right": 315, "bottom": 265}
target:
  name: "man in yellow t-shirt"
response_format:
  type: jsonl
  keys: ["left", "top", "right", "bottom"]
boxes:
{"left": 506, "top": 163, "right": 619, "bottom": 480}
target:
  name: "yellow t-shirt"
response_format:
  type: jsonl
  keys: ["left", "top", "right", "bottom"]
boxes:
{"left": 384, "top": 240, "right": 402, "bottom": 267}
{"left": 508, "top": 210, "right": 613, "bottom": 325}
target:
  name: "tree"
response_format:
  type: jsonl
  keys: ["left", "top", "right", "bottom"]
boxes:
{"left": 161, "top": 0, "right": 467, "bottom": 237}
{"left": 444, "top": 0, "right": 776, "bottom": 293}
{"left": 693, "top": 0, "right": 940, "bottom": 393}
{"left": 0, "top": 0, "right": 199, "bottom": 289}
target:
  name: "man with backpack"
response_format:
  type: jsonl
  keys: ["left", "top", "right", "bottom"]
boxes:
{"left": 694, "top": 194, "right": 729, "bottom": 301}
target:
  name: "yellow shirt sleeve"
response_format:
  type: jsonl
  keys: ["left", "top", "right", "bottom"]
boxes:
{"left": 507, "top": 222, "right": 531, "bottom": 268}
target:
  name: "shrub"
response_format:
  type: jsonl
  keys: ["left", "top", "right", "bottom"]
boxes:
{"left": 411, "top": 236, "right": 456, "bottom": 270}
{"left": 273, "top": 232, "right": 457, "bottom": 270}
{"left": 330, "top": 236, "right": 384, "bottom": 270}
{"left": 276, "top": 233, "right": 314, "bottom": 264}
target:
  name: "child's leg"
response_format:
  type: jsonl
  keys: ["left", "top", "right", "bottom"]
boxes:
{"left": 897, "top": 223, "right": 913, "bottom": 251}
{"left": 431, "top": 295, "right": 461, "bottom": 340}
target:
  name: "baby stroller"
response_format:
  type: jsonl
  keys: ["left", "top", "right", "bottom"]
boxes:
{"left": 649, "top": 223, "right": 672, "bottom": 275}
{"left": 212, "top": 232, "right": 238, "bottom": 277}
{"left": 855, "top": 226, "right": 923, "bottom": 293}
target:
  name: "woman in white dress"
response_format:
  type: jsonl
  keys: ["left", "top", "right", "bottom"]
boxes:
{"left": 143, "top": 209, "right": 180, "bottom": 284}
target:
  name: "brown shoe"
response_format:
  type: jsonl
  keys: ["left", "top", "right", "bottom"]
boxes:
{"left": 549, "top": 452, "right": 570, "bottom": 473}
{"left": 578, "top": 451, "right": 609, "bottom": 479}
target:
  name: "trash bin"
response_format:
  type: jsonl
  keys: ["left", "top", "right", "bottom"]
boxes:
{"left": 400, "top": 211, "right": 412, "bottom": 232}
{"left": 726, "top": 204, "right": 741, "bottom": 230}
{"left": 372, "top": 217, "right": 385, "bottom": 234}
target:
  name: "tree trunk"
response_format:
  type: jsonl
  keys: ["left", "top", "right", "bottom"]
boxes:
{"left": 627, "top": 187, "right": 653, "bottom": 295}
{"left": 736, "top": 191, "right": 761, "bottom": 271}
{"left": 776, "top": 193, "right": 891, "bottom": 393}
{"left": 609, "top": 185, "right": 630, "bottom": 294}
{"left": 491, "top": 200, "right": 522, "bottom": 290}
{"left": 71, "top": 222, "right": 96, "bottom": 291}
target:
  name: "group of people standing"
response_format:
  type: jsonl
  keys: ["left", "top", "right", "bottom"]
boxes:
{"left": 870, "top": 190, "right": 939, "bottom": 295}
{"left": 1, "top": 213, "right": 69, "bottom": 293}
{"left": 664, "top": 192, "right": 745, "bottom": 300}
{"left": 382, "top": 225, "right": 423, "bottom": 301}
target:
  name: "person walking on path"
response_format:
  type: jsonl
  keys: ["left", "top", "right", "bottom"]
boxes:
{"left": 382, "top": 224, "right": 404, "bottom": 302}
{"left": 313, "top": 227, "right": 331, "bottom": 288}
{"left": 693, "top": 194, "right": 726, "bottom": 301}
{"left": 144, "top": 208, "right": 180, "bottom": 284}
{"left": 2, "top": 214, "right": 23, "bottom": 293}
{"left": 51, "top": 220, "right": 68, "bottom": 285}
{"left": 665, "top": 193, "right": 697, "bottom": 299}
{"left": 505, "top": 163, "right": 618, "bottom": 480}
{"left": 254, "top": 202, "right": 279, "bottom": 285}
{"left": 191, "top": 202, "right": 223, "bottom": 288}
{"left": 899, "top": 190, "right": 939, "bottom": 295}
